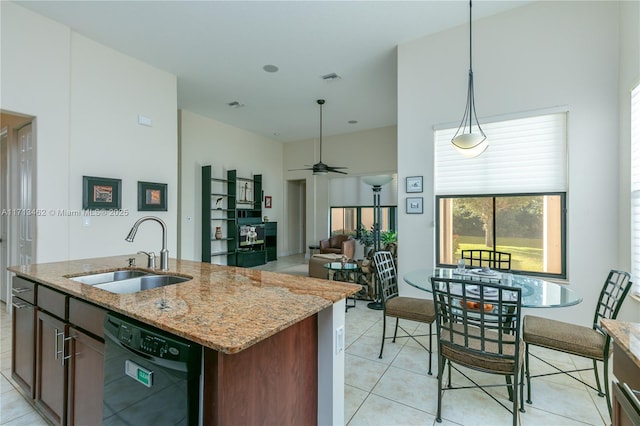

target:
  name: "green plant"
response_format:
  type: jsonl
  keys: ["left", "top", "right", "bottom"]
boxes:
{"left": 356, "top": 224, "right": 374, "bottom": 247}
{"left": 381, "top": 230, "right": 398, "bottom": 246}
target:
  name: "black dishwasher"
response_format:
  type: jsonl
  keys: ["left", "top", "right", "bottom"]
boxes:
{"left": 102, "top": 312, "right": 201, "bottom": 426}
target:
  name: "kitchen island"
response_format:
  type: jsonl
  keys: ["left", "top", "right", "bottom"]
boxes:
{"left": 9, "top": 254, "right": 360, "bottom": 425}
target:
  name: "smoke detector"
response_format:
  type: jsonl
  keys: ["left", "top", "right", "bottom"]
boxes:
{"left": 321, "top": 73, "right": 342, "bottom": 81}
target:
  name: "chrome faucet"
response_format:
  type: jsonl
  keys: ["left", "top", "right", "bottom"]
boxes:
{"left": 125, "top": 216, "right": 169, "bottom": 271}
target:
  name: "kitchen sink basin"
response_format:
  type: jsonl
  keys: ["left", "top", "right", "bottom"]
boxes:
{"left": 68, "top": 269, "right": 151, "bottom": 285}
{"left": 93, "top": 274, "right": 191, "bottom": 294}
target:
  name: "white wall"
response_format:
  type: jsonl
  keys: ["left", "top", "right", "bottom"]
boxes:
{"left": 1, "top": 2, "right": 179, "bottom": 262}
{"left": 283, "top": 125, "right": 397, "bottom": 253}
{"left": 178, "top": 109, "right": 283, "bottom": 261}
{"left": 398, "top": 1, "right": 639, "bottom": 323}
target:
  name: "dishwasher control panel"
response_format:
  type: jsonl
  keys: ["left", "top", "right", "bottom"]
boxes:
{"left": 105, "top": 313, "right": 195, "bottom": 363}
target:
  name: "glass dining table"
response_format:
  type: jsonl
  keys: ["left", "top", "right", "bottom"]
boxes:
{"left": 403, "top": 268, "right": 582, "bottom": 308}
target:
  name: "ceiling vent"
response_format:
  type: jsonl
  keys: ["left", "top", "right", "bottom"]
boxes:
{"left": 227, "top": 101, "right": 245, "bottom": 108}
{"left": 321, "top": 73, "right": 341, "bottom": 81}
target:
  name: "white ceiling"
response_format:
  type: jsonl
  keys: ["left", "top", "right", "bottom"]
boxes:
{"left": 15, "top": 0, "right": 531, "bottom": 142}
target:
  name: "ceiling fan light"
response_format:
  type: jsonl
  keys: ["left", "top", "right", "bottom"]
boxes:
{"left": 313, "top": 170, "right": 328, "bottom": 176}
{"left": 452, "top": 133, "right": 488, "bottom": 158}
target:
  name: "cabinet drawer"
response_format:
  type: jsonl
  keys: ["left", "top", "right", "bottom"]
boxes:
{"left": 69, "top": 298, "right": 107, "bottom": 339}
{"left": 37, "top": 286, "right": 67, "bottom": 320}
{"left": 12, "top": 276, "right": 36, "bottom": 304}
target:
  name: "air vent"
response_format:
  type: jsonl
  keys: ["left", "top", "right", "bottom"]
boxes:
{"left": 321, "top": 73, "right": 341, "bottom": 81}
{"left": 227, "top": 101, "right": 245, "bottom": 108}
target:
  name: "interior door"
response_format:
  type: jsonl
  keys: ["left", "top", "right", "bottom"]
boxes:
{"left": 17, "top": 123, "right": 34, "bottom": 265}
{"left": 1, "top": 128, "right": 8, "bottom": 302}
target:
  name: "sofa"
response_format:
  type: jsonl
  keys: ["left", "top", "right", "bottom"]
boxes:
{"left": 308, "top": 253, "right": 343, "bottom": 279}
{"left": 319, "top": 235, "right": 355, "bottom": 260}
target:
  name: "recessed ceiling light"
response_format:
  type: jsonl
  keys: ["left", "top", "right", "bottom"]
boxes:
{"left": 348, "top": 120, "right": 358, "bottom": 124}
{"left": 273, "top": 132, "right": 280, "bottom": 137}
{"left": 263, "top": 64, "right": 279, "bottom": 73}
{"left": 227, "top": 101, "right": 245, "bottom": 108}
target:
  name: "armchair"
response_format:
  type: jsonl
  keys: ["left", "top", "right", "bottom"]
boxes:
{"left": 319, "top": 235, "right": 355, "bottom": 260}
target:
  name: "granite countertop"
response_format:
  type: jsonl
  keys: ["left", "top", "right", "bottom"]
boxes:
{"left": 601, "top": 319, "right": 640, "bottom": 369}
{"left": 9, "top": 254, "right": 360, "bottom": 354}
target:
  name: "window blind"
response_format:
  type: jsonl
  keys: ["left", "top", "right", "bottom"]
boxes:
{"left": 631, "top": 84, "right": 640, "bottom": 296}
{"left": 434, "top": 112, "right": 567, "bottom": 195}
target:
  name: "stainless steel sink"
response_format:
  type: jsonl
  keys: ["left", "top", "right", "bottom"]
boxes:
{"left": 93, "top": 274, "right": 191, "bottom": 294}
{"left": 68, "top": 269, "right": 151, "bottom": 285}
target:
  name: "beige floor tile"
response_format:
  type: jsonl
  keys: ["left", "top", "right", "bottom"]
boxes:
{"left": 439, "top": 387, "right": 520, "bottom": 425}
{"left": 2, "top": 411, "right": 49, "bottom": 426}
{"left": 348, "top": 333, "right": 403, "bottom": 364}
{"left": 524, "top": 379, "right": 607, "bottom": 425}
{"left": 521, "top": 405, "right": 595, "bottom": 425}
{"left": 348, "top": 394, "right": 436, "bottom": 426}
{"left": 345, "top": 384, "right": 369, "bottom": 424}
{"left": 371, "top": 365, "right": 439, "bottom": 415}
{"left": 345, "top": 353, "right": 389, "bottom": 393}
{"left": 390, "top": 343, "right": 436, "bottom": 377}
{"left": 0, "top": 389, "right": 35, "bottom": 424}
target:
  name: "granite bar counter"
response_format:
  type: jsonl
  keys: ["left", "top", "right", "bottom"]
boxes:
{"left": 9, "top": 254, "right": 360, "bottom": 425}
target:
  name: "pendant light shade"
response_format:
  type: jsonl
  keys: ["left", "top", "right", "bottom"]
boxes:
{"left": 451, "top": 0, "right": 488, "bottom": 158}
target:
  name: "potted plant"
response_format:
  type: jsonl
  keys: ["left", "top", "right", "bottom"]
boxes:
{"left": 355, "top": 224, "right": 374, "bottom": 258}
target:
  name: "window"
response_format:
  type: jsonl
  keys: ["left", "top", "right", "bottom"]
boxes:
{"left": 435, "top": 111, "right": 567, "bottom": 277}
{"left": 436, "top": 194, "right": 565, "bottom": 276}
{"left": 330, "top": 206, "right": 396, "bottom": 237}
{"left": 631, "top": 83, "right": 640, "bottom": 296}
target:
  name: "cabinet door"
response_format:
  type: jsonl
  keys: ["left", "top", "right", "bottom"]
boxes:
{"left": 11, "top": 298, "right": 35, "bottom": 398}
{"left": 36, "top": 310, "right": 68, "bottom": 426}
{"left": 67, "top": 327, "right": 104, "bottom": 426}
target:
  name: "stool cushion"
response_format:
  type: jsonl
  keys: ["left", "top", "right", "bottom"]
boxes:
{"left": 523, "top": 315, "right": 608, "bottom": 360}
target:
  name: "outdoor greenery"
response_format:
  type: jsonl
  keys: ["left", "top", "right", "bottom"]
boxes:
{"left": 455, "top": 237, "right": 543, "bottom": 271}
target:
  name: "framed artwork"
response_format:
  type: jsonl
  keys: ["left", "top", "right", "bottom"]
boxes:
{"left": 406, "top": 176, "right": 423, "bottom": 193}
{"left": 237, "top": 179, "right": 253, "bottom": 205}
{"left": 138, "top": 181, "right": 167, "bottom": 211}
{"left": 264, "top": 195, "right": 272, "bottom": 208}
{"left": 83, "top": 176, "right": 121, "bottom": 210}
{"left": 406, "top": 197, "right": 424, "bottom": 214}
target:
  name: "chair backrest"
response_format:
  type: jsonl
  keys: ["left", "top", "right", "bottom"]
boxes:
{"left": 373, "top": 251, "right": 398, "bottom": 302}
{"left": 430, "top": 276, "right": 522, "bottom": 364}
{"left": 593, "top": 270, "right": 633, "bottom": 331}
{"left": 461, "top": 249, "right": 512, "bottom": 271}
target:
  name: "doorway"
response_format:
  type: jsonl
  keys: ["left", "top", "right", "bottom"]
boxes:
{"left": 286, "top": 179, "right": 306, "bottom": 256}
{"left": 1, "top": 112, "right": 36, "bottom": 304}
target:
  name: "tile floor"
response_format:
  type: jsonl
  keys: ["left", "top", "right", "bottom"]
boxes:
{"left": 0, "top": 254, "right": 610, "bottom": 425}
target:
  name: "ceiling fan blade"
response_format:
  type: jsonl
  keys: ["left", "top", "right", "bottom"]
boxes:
{"left": 288, "top": 167, "right": 314, "bottom": 171}
{"left": 326, "top": 166, "right": 348, "bottom": 169}
{"left": 326, "top": 167, "right": 348, "bottom": 174}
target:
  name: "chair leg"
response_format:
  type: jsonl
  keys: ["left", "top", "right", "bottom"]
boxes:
{"left": 392, "top": 317, "right": 400, "bottom": 343}
{"left": 379, "top": 313, "right": 387, "bottom": 359}
{"left": 427, "top": 323, "right": 433, "bottom": 376}
{"left": 525, "top": 342, "right": 532, "bottom": 404}
{"left": 512, "top": 371, "right": 519, "bottom": 426}
{"left": 593, "top": 359, "right": 604, "bottom": 397}
{"left": 603, "top": 358, "right": 612, "bottom": 418}
{"left": 436, "top": 354, "right": 445, "bottom": 423}
{"left": 519, "top": 365, "right": 526, "bottom": 413}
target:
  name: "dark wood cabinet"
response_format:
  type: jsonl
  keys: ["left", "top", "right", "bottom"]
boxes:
{"left": 11, "top": 276, "right": 36, "bottom": 399}
{"left": 265, "top": 222, "right": 277, "bottom": 261}
{"left": 12, "top": 275, "right": 107, "bottom": 426}
{"left": 67, "top": 327, "right": 104, "bottom": 426}
{"left": 36, "top": 309, "right": 68, "bottom": 426}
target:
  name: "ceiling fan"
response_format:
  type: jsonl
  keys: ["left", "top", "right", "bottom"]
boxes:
{"left": 289, "top": 99, "right": 348, "bottom": 175}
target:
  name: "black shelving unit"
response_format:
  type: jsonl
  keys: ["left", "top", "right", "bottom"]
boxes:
{"left": 202, "top": 166, "right": 266, "bottom": 267}
{"left": 201, "top": 166, "right": 237, "bottom": 265}
{"left": 265, "top": 222, "right": 277, "bottom": 262}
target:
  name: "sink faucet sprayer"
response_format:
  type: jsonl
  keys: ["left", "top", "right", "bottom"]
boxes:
{"left": 125, "top": 216, "right": 169, "bottom": 271}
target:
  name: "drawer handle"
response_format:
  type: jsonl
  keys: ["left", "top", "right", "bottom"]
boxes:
{"left": 12, "top": 287, "right": 32, "bottom": 294}
{"left": 54, "top": 329, "right": 64, "bottom": 361}
{"left": 11, "top": 301, "right": 30, "bottom": 309}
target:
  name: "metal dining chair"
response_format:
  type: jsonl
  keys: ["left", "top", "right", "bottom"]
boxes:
{"left": 373, "top": 251, "right": 435, "bottom": 375}
{"left": 430, "top": 276, "right": 525, "bottom": 426}
{"left": 461, "top": 249, "right": 512, "bottom": 271}
{"left": 523, "top": 269, "right": 632, "bottom": 417}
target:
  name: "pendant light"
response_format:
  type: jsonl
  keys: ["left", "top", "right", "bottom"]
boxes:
{"left": 451, "top": 0, "right": 488, "bottom": 158}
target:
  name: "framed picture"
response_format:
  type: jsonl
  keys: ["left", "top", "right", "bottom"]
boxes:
{"left": 406, "top": 176, "right": 423, "bottom": 193}
{"left": 83, "top": 176, "right": 121, "bottom": 210}
{"left": 137, "top": 181, "right": 167, "bottom": 211}
{"left": 237, "top": 179, "right": 253, "bottom": 205}
{"left": 264, "top": 195, "right": 272, "bottom": 208}
{"left": 406, "top": 197, "right": 424, "bottom": 214}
